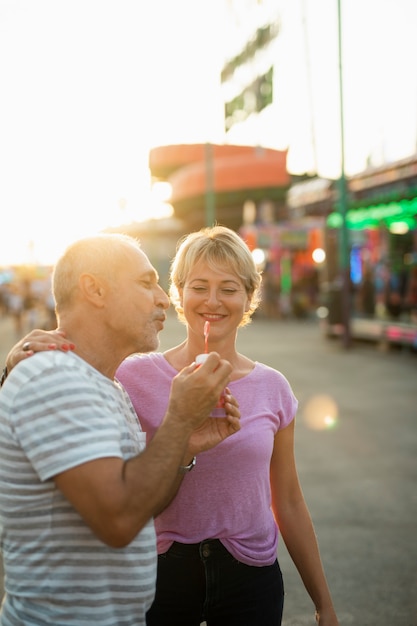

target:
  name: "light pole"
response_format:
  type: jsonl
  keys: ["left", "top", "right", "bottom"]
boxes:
{"left": 337, "top": 0, "right": 351, "bottom": 348}
{"left": 205, "top": 142, "right": 216, "bottom": 226}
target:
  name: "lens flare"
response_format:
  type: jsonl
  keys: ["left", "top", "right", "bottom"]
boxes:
{"left": 302, "top": 394, "right": 339, "bottom": 431}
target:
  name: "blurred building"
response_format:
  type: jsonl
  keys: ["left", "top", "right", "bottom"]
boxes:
{"left": 326, "top": 154, "right": 417, "bottom": 327}
{"left": 149, "top": 143, "right": 290, "bottom": 232}
{"left": 220, "top": 0, "right": 280, "bottom": 144}
{"left": 218, "top": 0, "right": 327, "bottom": 317}
{"left": 287, "top": 156, "right": 417, "bottom": 333}
{"left": 148, "top": 0, "right": 289, "bottom": 230}
{"left": 146, "top": 0, "right": 417, "bottom": 330}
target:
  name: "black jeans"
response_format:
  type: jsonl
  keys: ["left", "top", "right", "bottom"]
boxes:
{"left": 146, "top": 539, "right": 284, "bottom": 626}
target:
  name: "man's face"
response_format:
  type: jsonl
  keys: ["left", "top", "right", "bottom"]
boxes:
{"left": 106, "top": 247, "right": 169, "bottom": 355}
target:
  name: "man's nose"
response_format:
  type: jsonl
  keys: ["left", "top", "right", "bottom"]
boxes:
{"left": 155, "top": 285, "right": 170, "bottom": 309}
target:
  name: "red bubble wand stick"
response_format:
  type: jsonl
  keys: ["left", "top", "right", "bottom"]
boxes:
{"left": 204, "top": 320, "right": 210, "bottom": 353}
{"left": 197, "top": 320, "right": 225, "bottom": 416}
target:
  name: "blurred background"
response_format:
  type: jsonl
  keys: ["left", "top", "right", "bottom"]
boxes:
{"left": 1, "top": 3, "right": 417, "bottom": 623}
{"left": 0, "top": 0, "right": 416, "bottom": 349}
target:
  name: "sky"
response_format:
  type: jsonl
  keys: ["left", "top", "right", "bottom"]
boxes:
{"left": 0, "top": 0, "right": 416, "bottom": 266}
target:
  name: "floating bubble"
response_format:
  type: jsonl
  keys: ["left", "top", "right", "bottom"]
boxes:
{"left": 302, "top": 394, "right": 339, "bottom": 431}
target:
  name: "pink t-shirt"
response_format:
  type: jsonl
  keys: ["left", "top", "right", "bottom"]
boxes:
{"left": 116, "top": 352, "right": 297, "bottom": 567}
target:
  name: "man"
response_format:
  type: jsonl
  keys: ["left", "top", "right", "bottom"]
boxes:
{"left": 0, "top": 233, "right": 240, "bottom": 625}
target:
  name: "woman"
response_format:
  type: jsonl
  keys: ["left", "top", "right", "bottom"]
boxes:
{"left": 4, "top": 226, "right": 339, "bottom": 626}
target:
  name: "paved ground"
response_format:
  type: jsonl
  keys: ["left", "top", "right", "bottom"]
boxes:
{"left": 0, "top": 311, "right": 416, "bottom": 625}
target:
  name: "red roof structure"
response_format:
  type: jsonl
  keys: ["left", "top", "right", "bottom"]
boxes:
{"left": 149, "top": 143, "right": 290, "bottom": 230}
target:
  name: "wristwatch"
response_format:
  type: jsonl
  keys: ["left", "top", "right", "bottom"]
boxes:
{"left": 179, "top": 456, "right": 196, "bottom": 474}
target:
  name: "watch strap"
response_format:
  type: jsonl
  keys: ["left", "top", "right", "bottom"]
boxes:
{"left": 179, "top": 456, "right": 196, "bottom": 474}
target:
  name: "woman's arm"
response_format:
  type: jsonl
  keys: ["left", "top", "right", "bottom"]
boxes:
{"left": 270, "top": 420, "right": 339, "bottom": 625}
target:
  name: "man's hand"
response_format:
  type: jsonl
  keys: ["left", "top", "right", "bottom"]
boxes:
{"left": 187, "top": 388, "right": 240, "bottom": 455}
{"left": 165, "top": 352, "right": 233, "bottom": 433}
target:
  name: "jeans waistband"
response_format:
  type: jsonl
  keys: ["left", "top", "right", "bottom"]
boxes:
{"left": 167, "top": 539, "right": 226, "bottom": 558}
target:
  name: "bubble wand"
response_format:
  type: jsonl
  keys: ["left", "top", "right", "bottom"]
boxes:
{"left": 204, "top": 320, "right": 210, "bottom": 353}
{"left": 196, "top": 319, "right": 225, "bottom": 416}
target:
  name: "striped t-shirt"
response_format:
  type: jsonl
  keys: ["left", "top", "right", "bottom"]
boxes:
{"left": 0, "top": 350, "right": 156, "bottom": 626}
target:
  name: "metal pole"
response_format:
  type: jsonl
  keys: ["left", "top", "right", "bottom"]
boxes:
{"left": 301, "top": 0, "right": 319, "bottom": 174}
{"left": 205, "top": 142, "right": 216, "bottom": 226}
{"left": 337, "top": 0, "right": 351, "bottom": 348}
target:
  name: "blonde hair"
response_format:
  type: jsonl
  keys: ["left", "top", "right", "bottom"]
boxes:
{"left": 169, "top": 226, "right": 262, "bottom": 327}
{"left": 53, "top": 233, "right": 142, "bottom": 313}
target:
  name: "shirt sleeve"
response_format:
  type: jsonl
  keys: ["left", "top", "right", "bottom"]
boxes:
{"left": 12, "top": 358, "right": 124, "bottom": 481}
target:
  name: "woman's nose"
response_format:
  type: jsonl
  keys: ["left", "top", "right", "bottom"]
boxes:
{"left": 205, "top": 289, "right": 221, "bottom": 308}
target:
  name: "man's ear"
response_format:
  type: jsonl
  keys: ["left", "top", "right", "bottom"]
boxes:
{"left": 78, "top": 273, "right": 106, "bottom": 307}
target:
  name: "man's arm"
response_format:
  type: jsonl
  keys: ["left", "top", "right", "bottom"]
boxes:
{"left": 54, "top": 354, "right": 240, "bottom": 547}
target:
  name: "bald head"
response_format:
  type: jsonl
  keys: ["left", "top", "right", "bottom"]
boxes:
{"left": 52, "top": 233, "right": 143, "bottom": 314}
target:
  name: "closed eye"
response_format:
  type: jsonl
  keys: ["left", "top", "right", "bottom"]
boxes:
{"left": 191, "top": 286, "right": 238, "bottom": 295}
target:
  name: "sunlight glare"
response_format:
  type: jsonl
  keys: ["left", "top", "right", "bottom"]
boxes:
{"left": 1, "top": 1, "right": 416, "bottom": 267}
{"left": 149, "top": 201, "right": 174, "bottom": 221}
{"left": 151, "top": 181, "right": 172, "bottom": 203}
{"left": 302, "top": 394, "right": 339, "bottom": 431}
{"left": 252, "top": 248, "right": 266, "bottom": 270}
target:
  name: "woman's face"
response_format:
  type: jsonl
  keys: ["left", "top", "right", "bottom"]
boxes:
{"left": 180, "top": 259, "right": 251, "bottom": 341}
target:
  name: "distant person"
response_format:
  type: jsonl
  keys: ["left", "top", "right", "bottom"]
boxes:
{"left": 6, "top": 284, "right": 24, "bottom": 337}
{"left": 404, "top": 266, "right": 417, "bottom": 322}
{"left": 0, "top": 233, "right": 240, "bottom": 625}
{"left": 6, "top": 227, "right": 339, "bottom": 625}
{"left": 261, "top": 266, "right": 280, "bottom": 318}
{"left": 22, "top": 279, "right": 38, "bottom": 330}
{"left": 384, "top": 272, "right": 403, "bottom": 319}
{"left": 358, "top": 268, "right": 376, "bottom": 317}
